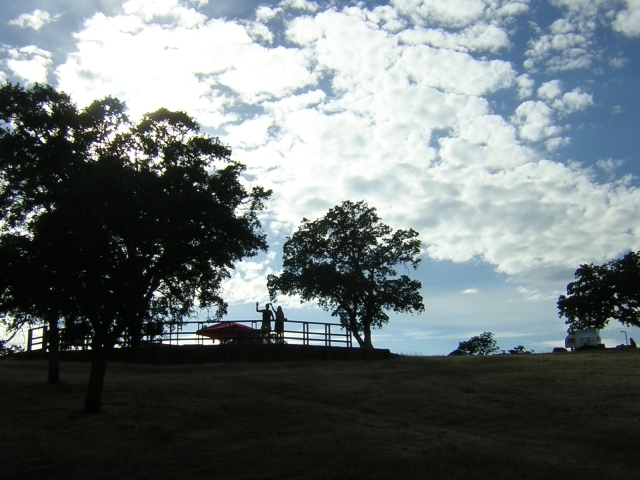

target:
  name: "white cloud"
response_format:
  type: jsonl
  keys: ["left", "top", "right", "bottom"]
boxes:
{"left": 398, "top": 23, "right": 510, "bottom": 53}
{"left": 55, "top": 5, "right": 317, "bottom": 122}
{"left": 262, "top": 89, "right": 325, "bottom": 123}
{"left": 4, "top": 46, "right": 52, "bottom": 84}
{"left": 285, "top": 15, "right": 324, "bottom": 45}
{"left": 222, "top": 257, "right": 275, "bottom": 305}
{"left": 225, "top": 115, "right": 274, "bottom": 149}
{"left": 217, "top": 46, "right": 317, "bottom": 103}
{"left": 244, "top": 21, "right": 275, "bottom": 43}
{"left": 522, "top": 0, "right": 621, "bottom": 74}
{"left": 537, "top": 80, "right": 563, "bottom": 102}
{"left": 461, "top": 288, "right": 478, "bottom": 294}
{"left": 48, "top": 0, "right": 640, "bottom": 299}
{"left": 553, "top": 89, "right": 594, "bottom": 113}
{"left": 549, "top": 18, "right": 573, "bottom": 35}
{"left": 8, "top": 9, "right": 59, "bottom": 30}
{"left": 512, "top": 101, "right": 560, "bottom": 142}
{"left": 525, "top": 28, "right": 592, "bottom": 72}
{"left": 596, "top": 158, "right": 623, "bottom": 175}
{"left": 397, "top": 45, "right": 515, "bottom": 96}
{"left": 611, "top": 105, "right": 624, "bottom": 114}
{"left": 613, "top": 0, "right": 640, "bottom": 36}
{"left": 516, "top": 74, "right": 535, "bottom": 99}
{"left": 545, "top": 136, "right": 571, "bottom": 151}
{"left": 609, "top": 57, "right": 628, "bottom": 68}
{"left": 425, "top": 156, "right": 640, "bottom": 277}
{"left": 391, "top": 0, "right": 487, "bottom": 28}
{"left": 496, "top": 2, "right": 530, "bottom": 17}
{"left": 123, "top": 0, "right": 206, "bottom": 28}
{"left": 279, "top": 0, "right": 319, "bottom": 12}
{"left": 524, "top": 0, "right": 640, "bottom": 73}
{"left": 256, "top": 6, "right": 281, "bottom": 22}
{"left": 365, "top": 5, "right": 407, "bottom": 33}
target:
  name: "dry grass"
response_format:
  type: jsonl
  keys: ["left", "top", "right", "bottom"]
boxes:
{"left": 2, "top": 350, "right": 640, "bottom": 479}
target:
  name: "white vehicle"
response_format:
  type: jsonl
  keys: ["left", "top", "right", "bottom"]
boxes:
{"left": 564, "top": 329, "right": 603, "bottom": 350}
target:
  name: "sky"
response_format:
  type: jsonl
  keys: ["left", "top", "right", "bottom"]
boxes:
{"left": 1, "top": 0, "right": 639, "bottom": 355}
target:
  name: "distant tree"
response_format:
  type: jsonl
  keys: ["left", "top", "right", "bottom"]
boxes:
{"left": 506, "top": 345, "right": 534, "bottom": 355}
{"left": 0, "top": 83, "right": 271, "bottom": 413}
{"left": 267, "top": 200, "right": 424, "bottom": 349}
{"left": 457, "top": 332, "right": 500, "bottom": 356}
{"left": 558, "top": 251, "right": 640, "bottom": 331}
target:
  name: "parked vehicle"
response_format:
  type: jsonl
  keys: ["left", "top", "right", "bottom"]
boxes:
{"left": 565, "top": 329, "right": 604, "bottom": 350}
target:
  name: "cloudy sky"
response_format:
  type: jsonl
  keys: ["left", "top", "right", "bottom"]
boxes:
{"left": 2, "top": 0, "right": 639, "bottom": 354}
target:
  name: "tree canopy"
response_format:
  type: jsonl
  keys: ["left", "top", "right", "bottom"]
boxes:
{"left": 558, "top": 251, "right": 640, "bottom": 331}
{"left": 267, "top": 200, "right": 424, "bottom": 348}
{"left": 0, "top": 83, "right": 270, "bottom": 412}
{"left": 456, "top": 331, "right": 500, "bottom": 356}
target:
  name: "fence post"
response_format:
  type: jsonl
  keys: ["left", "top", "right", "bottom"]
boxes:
{"left": 197, "top": 322, "right": 204, "bottom": 345}
{"left": 42, "top": 325, "right": 49, "bottom": 352}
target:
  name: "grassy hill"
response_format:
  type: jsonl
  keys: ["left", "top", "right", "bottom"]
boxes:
{"left": 2, "top": 351, "right": 640, "bottom": 479}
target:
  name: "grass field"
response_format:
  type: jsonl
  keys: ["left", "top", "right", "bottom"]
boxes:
{"left": 2, "top": 350, "right": 640, "bottom": 479}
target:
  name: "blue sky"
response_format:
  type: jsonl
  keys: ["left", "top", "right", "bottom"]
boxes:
{"left": 1, "top": 0, "right": 639, "bottom": 354}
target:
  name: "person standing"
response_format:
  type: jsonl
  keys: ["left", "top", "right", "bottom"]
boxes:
{"left": 274, "top": 305, "right": 286, "bottom": 342}
{"left": 256, "top": 302, "right": 274, "bottom": 343}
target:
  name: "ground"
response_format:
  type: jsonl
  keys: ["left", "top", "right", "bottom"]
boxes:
{"left": 2, "top": 350, "right": 639, "bottom": 479}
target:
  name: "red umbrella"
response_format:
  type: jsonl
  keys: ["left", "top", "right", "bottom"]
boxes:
{"left": 196, "top": 322, "right": 258, "bottom": 340}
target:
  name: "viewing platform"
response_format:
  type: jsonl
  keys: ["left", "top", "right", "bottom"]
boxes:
{"left": 20, "top": 319, "right": 390, "bottom": 363}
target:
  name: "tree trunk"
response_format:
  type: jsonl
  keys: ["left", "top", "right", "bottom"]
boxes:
{"left": 363, "top": 322, "right": 373, "bottom": 349}
{"left": 348, "top": 318, "right": 366, "bottom": 348}
{"left": 84, "top": 345, "right": 108, "bottom": 414}
{"left": 47, "top": 316, "right": 60, "bottom": 384}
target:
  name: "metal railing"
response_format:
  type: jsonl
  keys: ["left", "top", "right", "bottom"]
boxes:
{"left": 152, "top": 319, "right": 352, "bottom": 348}
{"left": 27, "top": 326, "right": 47, "bottom": 352}
{"left": 26, "top": 319, "right": 353, "bottom": 351}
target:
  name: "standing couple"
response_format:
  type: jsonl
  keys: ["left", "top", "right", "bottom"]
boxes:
{"left": 256, "top": 302, "right": 286, "bottom": 342}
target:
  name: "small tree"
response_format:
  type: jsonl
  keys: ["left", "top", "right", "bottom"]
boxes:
{"left": 558, "top": 251, "right": 640, "bottom": 331}
{"left": 457, "top": 332, "right": 500, "bottom": 356}
{"left": 267, "top": 200, "right": 424, "bottom": 348}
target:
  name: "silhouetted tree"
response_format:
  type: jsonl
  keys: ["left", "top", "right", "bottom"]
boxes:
{"left": 0, "top": 83, "right": 99, "bottom": 382}
{"left": 0, "top": 83, "right": 271, "bottom": 412}
{"left": 457, "top": 331, "right": 500, "bottom": 355}
{"left": 558, "top": 251, "right": 640, "bottom": 331}
{"left": 267, "top": 200, "right": 424, "bottom": 348}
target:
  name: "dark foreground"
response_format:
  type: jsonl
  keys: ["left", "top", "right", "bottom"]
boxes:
{"left": 2, "top": 350, "right": 640, "bottom": 479}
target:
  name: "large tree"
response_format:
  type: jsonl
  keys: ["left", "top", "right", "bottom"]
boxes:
{"left": 0, "top": 83, "right": 271, "bottom": 412}
{"left": 558, "top": 251, "right": 640, "bottom": 331}
{"left": 267, "top": 200, "right": 424, "bottom": 348}
{"left": 0, "top": 83, "right": 105, "bottom": 383}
